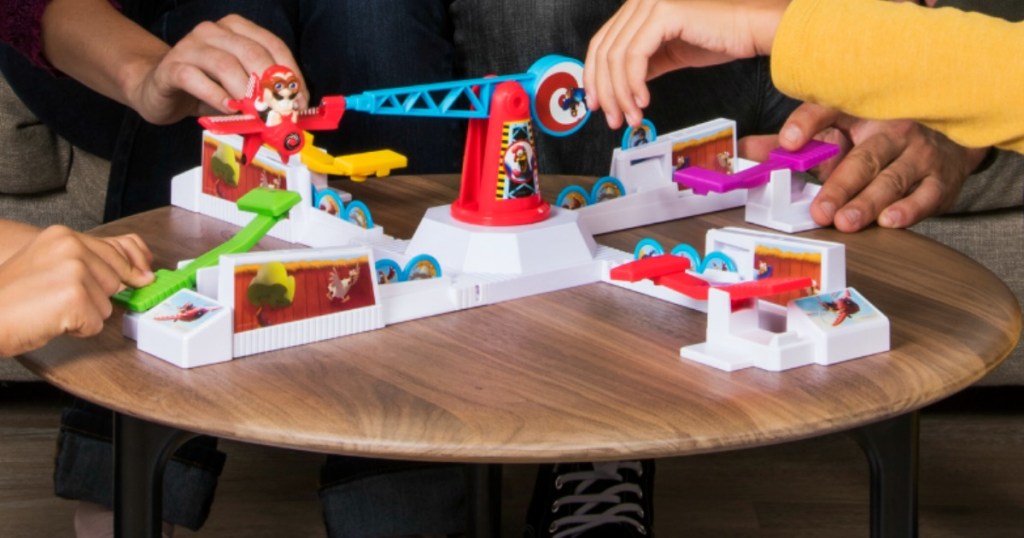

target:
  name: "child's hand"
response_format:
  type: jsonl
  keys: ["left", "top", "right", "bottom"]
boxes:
{"left": 0, "top": 226, "right": 154, "bottom": 357}
{"left": 128, "top": 14, "right": 309, "bottom": 125}
{"left": 584, "top": 0, "right": 789, "bottom": 129}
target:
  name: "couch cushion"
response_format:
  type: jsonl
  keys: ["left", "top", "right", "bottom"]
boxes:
{"left": 0, "top": 72, "right": 108, "bottom": 231}
{"left": 0, "top": 71, "right": 70, "bottom": 194}
{"left": 0, "top": 73, "right": 109, "bottom": 381}
{"left": 912, "top": 210, "right": 1024, "bottom": 386}
{"left": 0, "top": 358, "right": 38, "bottom": 381}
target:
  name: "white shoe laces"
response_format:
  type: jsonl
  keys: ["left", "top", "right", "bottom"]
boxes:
{"left": 547, "top": 461, "right": 647, "bottom": 538}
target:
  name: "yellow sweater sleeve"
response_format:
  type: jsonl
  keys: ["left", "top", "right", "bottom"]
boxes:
{"left": 772, "top": 0, "right": 1024, "bottom": 153}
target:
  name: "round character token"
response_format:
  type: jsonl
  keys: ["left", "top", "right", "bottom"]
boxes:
{"left": 403, "top": 254, "right": 442, "bottom": 281}
{"left": 700, "top": 251, "right": 737, "bottom": 273}
{"left": 633, "top": 238, "right": 665, "bottom": 260}
{"left": 555, "top": 185, "right": 591, "bottom": 209}
{"left": 590, "top": 176, "right": 626, "bottom": 203}
{"left": 669, "top": 244, "right": 702, "bottom": 271}
{"left": 375, "top": 259, "right": 403, "bottom": 284}
{"left": 344, "top": 200, "right": 374, "bottom": 229}
{"left": 315, "top": 189, "right": 345, "bottom": 217}
{"left": 620, "top": 119, "right": 657, "bottom": 150}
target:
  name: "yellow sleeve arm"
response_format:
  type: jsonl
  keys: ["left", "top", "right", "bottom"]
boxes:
{"left": 772, "top": 0, "right": 1024, "bottom": 153}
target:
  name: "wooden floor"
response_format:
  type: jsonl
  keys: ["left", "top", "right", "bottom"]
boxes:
{"left": 1, "top": 382, "right": 1021, "bottom": 537}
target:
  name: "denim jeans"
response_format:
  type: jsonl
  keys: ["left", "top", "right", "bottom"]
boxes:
{"left": 53, "top": 400, "right": 226, "bottom": 530}
{"left": 8, "top": 0, "right": 799, "bottom": 535}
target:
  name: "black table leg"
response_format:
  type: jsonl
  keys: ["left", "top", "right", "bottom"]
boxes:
{"left": 466, "top": 463, "right": 502, "bottom": 537}
{"left": 850, "top": 412, "right": 919, "bottom": 538}
{"left": 113, "top": 412, "right": 198, "bottom": 538}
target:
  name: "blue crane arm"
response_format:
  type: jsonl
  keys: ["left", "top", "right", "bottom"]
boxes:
{"left": 341, "top": 55, "right": 590, "bottom": 137}
{"left": 343, "top": 73, "right": 534, "bottom": 119}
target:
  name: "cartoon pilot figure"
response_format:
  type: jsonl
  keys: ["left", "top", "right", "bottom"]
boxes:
{"left": 630, "top": 127, "right": 649, "bottom": 147}
{"left": 558, "top": 87, "right": 586, "bottom": 118}
{"left": 504, "top": 140, "right": 538, "bottom": 198}
{"left": 514, "top": 146, "right": 530, "bottom": 175}
{"left": 255, "top": 65, "right": 300, "bottom": 127}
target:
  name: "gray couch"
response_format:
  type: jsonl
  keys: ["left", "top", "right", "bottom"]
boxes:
{"left": 0, "top": 72, "right": 1021, "bottom": 385}
{"left": 0, "top": 73, "right": 108, "bottom": 380}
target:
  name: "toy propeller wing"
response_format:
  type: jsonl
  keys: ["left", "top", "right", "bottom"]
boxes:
{"left": 198, "top": 113, "right": 265, "bottom": 134}
{"left": 198, "top": 67, "right": 346, "bottom": 165}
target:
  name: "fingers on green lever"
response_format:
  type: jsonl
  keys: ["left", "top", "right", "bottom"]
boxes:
{"left": 113, "top": 269, "right": 193, "bottom": 313}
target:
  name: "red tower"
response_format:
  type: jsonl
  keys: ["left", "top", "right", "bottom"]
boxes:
{"left": 452, "top": 81, "right": 550, "bottom": 226}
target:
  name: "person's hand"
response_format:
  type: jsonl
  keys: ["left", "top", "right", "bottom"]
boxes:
{"left": 127, "top": 14, "right": 308, "bottom": 125}
{"left": 41, "top": 1, "right": 309, "bottom": 125}
{"left": 740, "top": 103, "right": 989, "bottom": 232}
{"left": 0, "top": 226, "right": 154, "bottom": 357}
{"left": 584, "top": 0, "right": 790, "bottom": 129}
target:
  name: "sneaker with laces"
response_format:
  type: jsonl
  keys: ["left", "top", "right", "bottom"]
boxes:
{"left": 523, "top": 460, "right": 654, "bottom": 538}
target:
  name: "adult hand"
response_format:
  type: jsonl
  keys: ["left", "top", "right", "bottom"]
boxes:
{"left": 0, "top": 226, "right": 154, "bottom": 357}
{"left": 129, "top": 14, "right": 308, "bottom": 125}
{"left": 584, "top": 0, "right": 790, "bottom": 129}
{"left": 42, "top": 1, "right": 309, "bottom": 126}
{"left": 740, "top": 103, "right": 988, "bottom": 232}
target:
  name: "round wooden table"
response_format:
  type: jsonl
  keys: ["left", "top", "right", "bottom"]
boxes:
{"left": 19, "top": 175, "right": 1021, "bottom": 537}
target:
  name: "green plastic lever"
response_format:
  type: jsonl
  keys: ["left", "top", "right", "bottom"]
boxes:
{"left": 113, "top": 188, "right": 302, "bottom": 313}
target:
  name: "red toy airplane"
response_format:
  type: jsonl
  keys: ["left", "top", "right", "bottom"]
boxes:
{"left": 198, "top": 65, "right": 346, "bottom": 164}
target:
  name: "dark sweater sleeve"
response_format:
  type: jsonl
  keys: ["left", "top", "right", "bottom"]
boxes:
{"left": 0, "top": 0, "right": 52, "bottom": 69}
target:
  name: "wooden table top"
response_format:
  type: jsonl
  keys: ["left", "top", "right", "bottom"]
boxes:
{"left": 18, "top": 175, "right": 1021, "bottom": 463}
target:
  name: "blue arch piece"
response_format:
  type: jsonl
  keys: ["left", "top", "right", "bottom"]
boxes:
{"left": 669, "top": 244, "right": 701, "bottom": 270}
{"left": 633, "top": 238, "right": 666, "bottom": 260}
{"left": 375, "top": 259, "right": 403, "bottom": 284}
{"left": 344, "top": 200, "right": 374, "bottom": 229}
{"left": 403, "top": 254, "right": 443, "bottom": 281}
{"left": 621, "top": 119, "right": 657, "bottom": 150}
{"left": 314, "top": 189, "right": 345, "bottom": 218}
{"left": 699, "top": 251, "right": 737, "bottom": 273}
{"left": 591, "top": 176, "right": 627, "bottom": 203}
{"left": 555, "top": 185, "right": 591, "bottom": 209}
